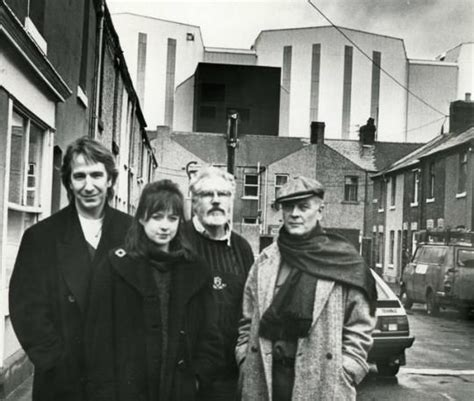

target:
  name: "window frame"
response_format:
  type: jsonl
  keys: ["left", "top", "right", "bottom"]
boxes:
{"left": 243, "top": 173, "right": 259, "bottom": 199}
{"left": 411, "top": 169, "right": 420, "bottom": 206}
{"left": 457, "top": 150, "right": 468, "bottom": 195}
{"left": 344, "top": 175, "right": 358, "bottom": 202}
{"left": 390, "top": 176, "right": 396, "bottom": 207}
{"left": 274, "top": 174, "right": 289, "bottom": 200}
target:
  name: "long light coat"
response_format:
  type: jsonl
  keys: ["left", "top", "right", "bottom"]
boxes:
{"left": 235, "top": 243, "right": 376, "bottom": 401}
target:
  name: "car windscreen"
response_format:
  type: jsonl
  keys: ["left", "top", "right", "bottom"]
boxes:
{"left": 457, "top": 249, "right": 474, "bottom": 267}
{"left": 417, "top": 246, "right": 448, "bottom": 264}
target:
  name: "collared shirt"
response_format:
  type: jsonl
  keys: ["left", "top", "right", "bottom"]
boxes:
{"left": 192, "top": 215, "right": 232, "bottom": 247}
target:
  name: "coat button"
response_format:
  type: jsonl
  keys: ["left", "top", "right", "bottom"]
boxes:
{"left": 177, "top": 359, "right": 186, "bottom": 370}
{"left": 179, "top": 330, "right": 185, "bottom": 335}
{"left": 250, "top": 346, "right": 258, "bottom": 353}
{"left": 326, "top": 352, "right": 333, "bottom": 360}
{"left": 67, "top": 295, "right": 75, "bottom": 303}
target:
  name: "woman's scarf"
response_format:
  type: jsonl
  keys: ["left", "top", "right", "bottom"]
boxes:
{"left": 259, "top": 224, "right": 377, "bottom": 341}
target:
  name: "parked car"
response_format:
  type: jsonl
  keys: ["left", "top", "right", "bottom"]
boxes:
{"left": 401, "top": 229, "right": 474, "bottom": 317}
{"left": 368, "top": 270, "right": 415, "bottom": 376}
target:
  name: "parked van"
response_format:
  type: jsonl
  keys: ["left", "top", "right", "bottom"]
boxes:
{"left": 401, "top": 229, "right": 474, "bottom": 317}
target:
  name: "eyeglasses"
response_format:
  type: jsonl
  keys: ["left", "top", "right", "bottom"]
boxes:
{"left": 196, "top": 190, "right": 232, "bottom": 198}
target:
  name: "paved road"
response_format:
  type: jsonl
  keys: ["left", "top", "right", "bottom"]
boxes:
{"left": 8, "top": 304, "right": 474, "bottom": 400}
{"left": 359, "top": 303, "right": 474, "bottom": 400}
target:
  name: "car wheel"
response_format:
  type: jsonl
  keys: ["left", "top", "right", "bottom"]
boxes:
{"left": 377, "top": 362, "right": 400, "bottom": 376}
{"left": 400, "top": 290, "right": 413, "bottom": 309}
{"left": 426, "top": 291, "right": 439, "bottom": 316}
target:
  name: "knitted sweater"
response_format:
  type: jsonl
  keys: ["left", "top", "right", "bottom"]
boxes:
{"left": 181, "top": 220, "right": 254, "bottom": 378}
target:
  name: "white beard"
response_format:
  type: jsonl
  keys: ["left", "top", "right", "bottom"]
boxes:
{"left": 202, "top": 213, "right": 228, "bottom": 227}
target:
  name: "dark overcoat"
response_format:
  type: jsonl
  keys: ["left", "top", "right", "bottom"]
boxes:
{"left": 84, "top": 248, "right": 223, "bottom": 401}
{"left": 9, "top": 205, "right": 132, "bottom": 401}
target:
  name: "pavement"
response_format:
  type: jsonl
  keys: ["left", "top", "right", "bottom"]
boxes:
{"left": 5, "top": 376, "right": 32, "bottom": 401}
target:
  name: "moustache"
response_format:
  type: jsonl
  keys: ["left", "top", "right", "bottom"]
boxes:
{"left": 208, "top": 208, "right": 225, "bottom": 215}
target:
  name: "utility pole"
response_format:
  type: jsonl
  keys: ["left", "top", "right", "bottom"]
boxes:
{"left": 227, "top": 111, "right": 239, "bottom": 174}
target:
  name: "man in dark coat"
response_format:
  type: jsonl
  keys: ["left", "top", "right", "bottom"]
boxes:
{"left": 181, "top": 166, "right": 255, "bottom": 401}
{"left": 9, "top": 136, "right": 132, "bottom": 401}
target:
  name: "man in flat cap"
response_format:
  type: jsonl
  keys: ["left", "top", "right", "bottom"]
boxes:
{"left": 236, "top": 176, "right": 376, "bottom": 401}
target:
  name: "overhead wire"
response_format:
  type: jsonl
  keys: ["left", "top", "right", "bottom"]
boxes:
{"left": 307, "top": 0, "right": 449, "bottom": 118}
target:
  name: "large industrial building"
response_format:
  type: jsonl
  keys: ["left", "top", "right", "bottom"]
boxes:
{"left": 112, "top": 12, "right": 472, "bottom": 143}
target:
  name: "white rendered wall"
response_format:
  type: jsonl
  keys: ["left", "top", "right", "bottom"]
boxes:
{"left": 406, "top": 61, "right": 457, "bottom": 142}
{"left": 253, "top": 27, "right": 408, "bottom": 141}
{"left": 383, "top": 175, "right": 405, "bottom": 283}
{"left": 444, "top": 43, "right": 474, "bottom": 100}
{"left": 112, "top": 13, "right": 205, "bottom": 129}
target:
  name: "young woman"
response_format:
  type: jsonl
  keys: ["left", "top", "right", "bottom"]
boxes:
{"left": 85, "top": 180, "right": 222, "bottom": 401}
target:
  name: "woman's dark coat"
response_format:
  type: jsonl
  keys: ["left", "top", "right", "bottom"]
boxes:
{"left": 84, "top": 248, "right": 223, "bottom": 401}
{"left": 9, "top": 205, "right": 132, "bottom": 401}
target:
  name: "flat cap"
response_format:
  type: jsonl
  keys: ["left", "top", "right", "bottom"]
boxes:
{"left": 276, "top": 176, "right": 325, "bottom": 203}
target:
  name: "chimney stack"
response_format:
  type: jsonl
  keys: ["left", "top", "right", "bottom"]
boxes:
{"left": 359, "top": 118, "right": 376, "bottom": 145}
{"left": 310, "top": 121, "right": 325, "bottom": 145}
{"left": 449, "top": 97, "right": 474, "bottom": 134}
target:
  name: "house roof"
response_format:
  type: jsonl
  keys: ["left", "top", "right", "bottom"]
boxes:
{"left": 373, "top": 126, "right": 474, "bottom": 177}
{"left": 325, "top": 139, "right": 423, "bottom": 172}
{"left": 420, "top": 126, "right": 474, "bottom": 158}
{"left": 171, "top": 132, "right": 309, "bottom": 166}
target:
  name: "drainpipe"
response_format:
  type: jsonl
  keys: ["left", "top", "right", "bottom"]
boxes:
{"left": 90, "top": 0, "right": 105, "bottom": 139}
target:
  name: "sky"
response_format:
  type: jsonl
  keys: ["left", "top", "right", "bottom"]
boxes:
{"left": 107, "top": 0, "right": 473, "bottom": 59}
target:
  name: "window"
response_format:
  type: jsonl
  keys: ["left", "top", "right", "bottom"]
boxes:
{"left": 226, "top": 108, "right": 250, "bottom": 122}
{"left": 344, "top": 176, "right": 358, "bottom": 202}
{"left": 458, "top": 250, "right": 474, "bottom": 267}
{"left": 6, "top": 109, "right": 50, "bottom": 286}
{"left": 390, "top": 176, "right": 396, "bottom": 206}
{"left": 243, "top": 174, "right": 258, "bottom": 197}
{"left": 458, "top": 151, "right": 468, "bottom": 194}
{"left": 428, "top": 162, "right": 435, "bottom": 199}
{"left": 9, "top": 111, "right": 44, "bottom": 207}
{"left": 201, "top": 83, "right": 225, "bottom": 102}
{"left": 378, "top": 179, "right": 386, "bottom": 210}
{"left": 377, "top": 232, "right": 384, "bottom": 265}
{"left": 389, "top": 230, "right": 395, "bottom": 265}
{"left": 243, "top": 217, "right": 258, "bottom": 225}
{"left": 200, "top": 106, "right": 216, "bottom": 119}
{"left": 411, "top": 169, "right": 420, "bottom": 205}
{"left": 275, "top": 174, "right": 289, "bottom": 199}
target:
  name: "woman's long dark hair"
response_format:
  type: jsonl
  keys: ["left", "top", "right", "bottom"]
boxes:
{"left": 125, "top": 180, "right": 186, "bottom": 258}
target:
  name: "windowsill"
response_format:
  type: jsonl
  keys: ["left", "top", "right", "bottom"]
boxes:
{"left": 241, "top": 196, "right": 259, "bottom": 200}
{"left": 456, "top": 192, "right": 467, "bottom": 199}
{"left": 389, "top": 205, "right": 395, "bottom": 210}
{"left": 77, "top": 86, "right": 88, "bottom": 108}
{"left": 375, "top": 263, "right": 382, "bottom": 268}
{"left": 341, "top": 200, "right": 359, "bottom": 205}
{"left": 410, "top": 202, "right": 418, "bottom": 207}
{"left": 372, "top": 199, "right": 378, "bottom": 204}
{"left": 378, "top": 208, "right": 385, "bottom": 213}
{"left": 426, "top": 198, "right": 435, "bottom": 203}
{"left": 387, "top": 264, "right": 394, "bottom": 269}
{"left": 8, "top": 202, "right": 42, "bottom": 213}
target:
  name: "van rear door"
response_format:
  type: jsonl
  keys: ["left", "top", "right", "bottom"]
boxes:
{"left": 453, "top": 248, "right": 474, "bottom": 302}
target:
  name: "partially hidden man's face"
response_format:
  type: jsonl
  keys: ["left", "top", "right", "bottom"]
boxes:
{"left": 193, "top": 176, "right": 233, "bottom": 227}
{"left": 69, "top": 154, "right": 111, "bottom": 218}
{"left": 281, "top": 196, "right": 324, "bottom": 237}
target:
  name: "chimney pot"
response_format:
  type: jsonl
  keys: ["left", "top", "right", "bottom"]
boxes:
{"left": 466, "top": 92, "right": 472, "bottom": 102}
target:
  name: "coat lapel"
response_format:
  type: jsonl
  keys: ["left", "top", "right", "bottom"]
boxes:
{"left": 57, "top": 206, "right": 92, "bottom": 315}
{"left": 311, "top": 279, "right": 335, "bottom": 328}
{"left": 256, "top": 244, "right": 280, "bottom": 397}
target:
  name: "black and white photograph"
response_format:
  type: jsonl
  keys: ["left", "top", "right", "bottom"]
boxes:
{"left": 0, "top": 0, "right": 473, "bottom": 400}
